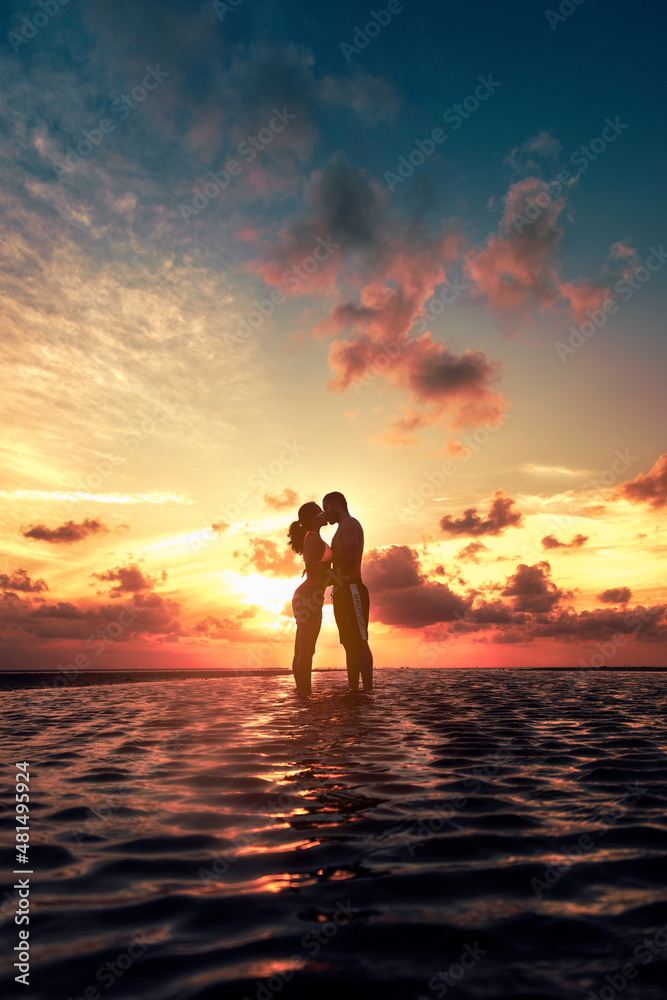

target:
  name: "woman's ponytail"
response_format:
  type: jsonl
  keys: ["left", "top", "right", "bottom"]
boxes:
{"left": 287, "top": 501, "right": 322, "bottom": 555}
{"left": 288, "top": 519, "right": 307, "bottom": 555}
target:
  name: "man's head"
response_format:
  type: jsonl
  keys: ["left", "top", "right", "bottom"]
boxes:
{"left": 322, "top": 491, "right": 348, "bottom": 524}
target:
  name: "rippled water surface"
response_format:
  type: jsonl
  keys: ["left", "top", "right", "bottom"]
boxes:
{"left": 1, "top": 669, "right": 667, "bottom": 1000}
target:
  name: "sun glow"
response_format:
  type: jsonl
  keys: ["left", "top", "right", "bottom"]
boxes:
{"left": 233, "top": 572, "right": 300, "bottom": 610}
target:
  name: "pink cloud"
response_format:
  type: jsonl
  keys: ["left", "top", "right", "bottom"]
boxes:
{"left": 463, "top": 177, "right": 637, "bottom": 327}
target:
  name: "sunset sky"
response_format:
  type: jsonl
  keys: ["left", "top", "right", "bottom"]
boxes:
{"left": 1, "top": 0, "right": 666, "bottom": 672}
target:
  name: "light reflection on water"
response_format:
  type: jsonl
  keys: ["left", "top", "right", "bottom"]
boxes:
{"left": 1, "top": 668, "right": 666, "bottom": 1000}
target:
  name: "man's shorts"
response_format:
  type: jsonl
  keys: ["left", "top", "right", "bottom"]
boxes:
{"left": 332, "top": 580, "right": 370, "bottom": 647}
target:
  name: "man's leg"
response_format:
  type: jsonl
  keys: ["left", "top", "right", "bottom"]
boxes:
{"left": 350, "top": 582, "right": 372, "bottom": 691}
{"left": 345, "top": 643, "right": 360, "bottom": 690}
{"left": 346, "top": 640, "right": 372, "bottom": 691}
{"left": 359, "top": 640, "right": 373, "bottom": 691}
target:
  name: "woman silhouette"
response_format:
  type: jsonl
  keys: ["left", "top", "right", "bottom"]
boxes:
{"left": 287, "top": 502, "right": 332, "bottom": 694}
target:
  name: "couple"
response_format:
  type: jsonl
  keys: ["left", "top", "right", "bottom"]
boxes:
{"left": 287, "top": 491, "right": 373, "bottom": 695}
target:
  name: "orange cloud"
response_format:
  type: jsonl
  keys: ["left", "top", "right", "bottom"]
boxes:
{"left": 616, "top": 453, "right": 667, "bottom": 509}
{"left": 0, "top": 569, "right": 49, "bottom": 593}
{"left": 21, "top": 518, "right": 110, "bottom": 544}
{"left": 264, "top": 487, "right": 298, "bottom": 510}
{"left": 235, "top": 538, "right": 301, "bottom": 578}
{"left": 541, "top": 533, "right": 588, "bottom": 550}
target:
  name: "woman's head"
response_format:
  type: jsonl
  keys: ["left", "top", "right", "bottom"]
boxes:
{"left": 287, "top": 501, "right": 326, "bottom": 554}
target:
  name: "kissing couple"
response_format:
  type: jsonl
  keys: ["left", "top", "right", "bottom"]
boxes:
{"left": 287, "top": 491, "right": 373, "bottom": 695}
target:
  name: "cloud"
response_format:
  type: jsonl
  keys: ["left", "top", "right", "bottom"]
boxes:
{"left": 466, "top": 599, "right": 523, "bottom": 624}
{"left": 123, "top": 591, "right": 182, "bottom": 636}
{"left": 194, "top": 615, "right": 242, "bottom": 637}
{"left": 249, "top": 154, "right": 505, "bottom": 440}
{"left": 211, "top": 521, "right": 229, "bottom": 534}
{"left": 21, "top": 518, "right": 110, "bottom": 543}
{"left": 440, "top": 489, "right": 524, "bottom": 537}
{"left": 91, "top": 563, "right": 167, "bottom": 597}
{"left": 29, "top": 602, "right": 87, "bottom": 619}
{"left": 0, "top": 569, "right": 49, "bottom": 592}
{"left": 237, "top": 605, "right": 260, "bottom": 619}
{"left": 500, "top": 560, "right": 569, "bottom": 614}
{"left": 1, "top": 587, "right": 181, "bottom": 642}
{"left": 505, "top": 128, "right": 562, "bottom": 173}
{"left": 362, "top": 545, "right": 468, "bottom": 628}
{"left": 455, "top": 541, "right": 490, "bottom": 563}
{"left": 264, "top": 487, "right": 298, "bottom": 510}
{"left": 235, "top": 538, "right": 301, "bottom": 578}
{"left": 363, "top": 545, "right": 424, "bottom": 590}
{"left": 444, "top": 438, "right": 473, "bottom": 459}
{"left": 578, "top": 505, "right": 607, "bottom": 518}
{"left": 319, "top": 71, "right": 400, "bottom": 124}
{"left": 598, "top": 587, "right": 632, "bottom": 605}
{"left": 532, "top": 605, "right": 666, "bottom": 642}
{"left": 541, "top": 533, "right": 588, "bottom": 550}
{"left": 521, "top": 463, "right": 589, "bottom": 477}
{"left": 463, "top": 175, "right": 637, "bottom": 328}
{"left": 616, "top": 453, "right": 667, "bottom": 509}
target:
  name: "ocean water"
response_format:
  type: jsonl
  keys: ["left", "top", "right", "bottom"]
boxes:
{"left": 1, "top": 668, "right": 667, "bottom": 1000}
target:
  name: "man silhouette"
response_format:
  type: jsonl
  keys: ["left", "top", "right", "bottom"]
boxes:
{"left": 322, "top": 492, "right": 373, "bottom": 691}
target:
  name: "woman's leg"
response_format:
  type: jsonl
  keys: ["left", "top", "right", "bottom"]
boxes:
{"left": 293, "top": 616, "right": 322, "bottom": 693}
{"left": 292, "top": 590, "right": 322, "bottom": 694}
{"left": 292, "top": 585, "right": 322, "bottom": 694}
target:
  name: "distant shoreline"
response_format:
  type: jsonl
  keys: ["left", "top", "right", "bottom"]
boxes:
{"left": 1, "top": 665, "right": 666, "bottom": 690}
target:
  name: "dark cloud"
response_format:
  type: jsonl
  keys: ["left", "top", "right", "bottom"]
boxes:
{"left": 616, "top": 453, "right": 667, "bottom": 509}
{"left": 466, "top": 599, "right": 524, "bottom": 624}
{"left": 492, "top": 629, "right": 532, "bottom": 644}
{"left": 598, "top": 587, "right": 632, "bottom": 605}
{"left": 500, "top": 560, "right": 569, "bottom": 614}
{"left": 264, "top": 488, "right": 298, "bottom": 510}
{"left": 362, "top": 546, "right": 468, "bottom": 628}
{"left": 29, "top": 602, "right": 87, "bottom": 619}
{"left": 21, "top": 518, "right": 110, "bottom": 544}
{"left": 541, "top": 533, "right": 588, "bottom": 550}
{"left": 0, "top": 569, "right": 48, "bottom": 592}
{"left": 91, "top": 563, "right": 167, "bottom": 597}
{"left": 252, "top": 156, "right": 387, "bottom": 288}
{"left": 114, "top": 591, "right": 181, "bottom": 635}
{"left": 532, "top": 604, "right": 666, "bottom": 642}
{"left": 1, "top": 588, "right": 181, "bottom": 641}
{"left": 440, "top": 490, "right": 524, "bottom": 537}
{"left": 363, "top": 545, "right": 424, "bottom": 591}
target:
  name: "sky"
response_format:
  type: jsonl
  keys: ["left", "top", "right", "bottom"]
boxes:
{"left": 1, "top": 0, "right": 666, "bottom": 672}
